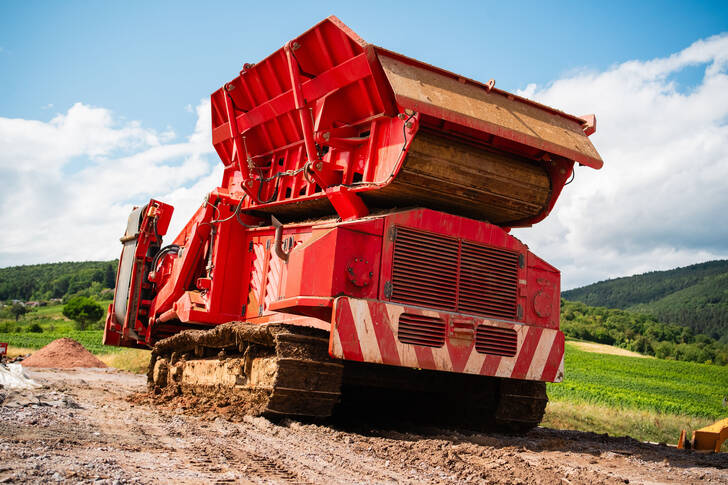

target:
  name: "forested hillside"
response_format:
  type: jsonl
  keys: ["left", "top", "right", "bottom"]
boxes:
{"left": 0, "top": 261, "right": 117, "bottom": 301}
{"left": 561, "top": 300, "right": 728, "bottom": 365}
{"left": 563, "top": 260, "right": 728, "bottom": 339}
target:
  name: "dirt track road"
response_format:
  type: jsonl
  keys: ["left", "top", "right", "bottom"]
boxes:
{"left": 1, "top": 368, "right": 727, "bottom": 484}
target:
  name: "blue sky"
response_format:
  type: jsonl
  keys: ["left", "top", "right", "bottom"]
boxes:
{"left": 2, "top": 1, "right": 725, "bottom": 136}
{"left": 1, "top": 1, "right": 727, "bottom": 288}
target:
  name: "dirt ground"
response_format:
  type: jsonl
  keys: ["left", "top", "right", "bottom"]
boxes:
{"left": 1, "top": 368, "right": 727, "bottom": 484}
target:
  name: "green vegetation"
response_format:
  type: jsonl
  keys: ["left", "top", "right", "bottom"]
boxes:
{"left": 548, "top": 343, "right": 728, "bottom": 418}
{"left": 0, "top": 260, "right": 117, "bottom": 301}
{"left": 545, "top": 342, "right": 728, "bottom": 445}
{"left": 0, "top": 330, "right": 112, "bottom": 354}
{"left": 561, "top": 299, "right": 728, "bottom": 365}
{"left": 0, "top": 301, "right": 116, "bottom": 354}
{"left": 9, "top": 302, "right": 28, "bottom": 321}
{"left": 63, "top": 296, "right": 105, "bottom": 330}
{"left": 563, "top": 260, "right": 728, "bottom": 339}
{"left": 543, "top": 400, "right": 715, "bottom": 446}
{"left": 99, "top": 348, "right": 151, "bottom": 373}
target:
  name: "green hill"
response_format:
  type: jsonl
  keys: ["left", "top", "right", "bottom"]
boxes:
{"left": 563, "top": 260, "right": 728, "bottom": 340}
{"left": 0, "top": 261, "right": 117, "bottom": 301}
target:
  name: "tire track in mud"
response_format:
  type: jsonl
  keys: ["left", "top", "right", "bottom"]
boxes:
{"left": 4, "top": 369, "right": 728, "bottom": 485}
{"left": 187, "top": 439, "right": 311, "bottom": 485}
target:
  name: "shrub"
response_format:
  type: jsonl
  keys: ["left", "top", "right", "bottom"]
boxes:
{"left": 27, "top": 323, "right": 43, "bottom": 333}
{"left": 62, "top": 296, "right": 104, "bottom": 330}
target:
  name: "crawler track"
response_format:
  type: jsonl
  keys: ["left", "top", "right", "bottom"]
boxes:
{"left": 148, "top": 322, "right": 343, "bottom": 418}
{"left": 148, "top": 322, "right": 546, "bottom": 434}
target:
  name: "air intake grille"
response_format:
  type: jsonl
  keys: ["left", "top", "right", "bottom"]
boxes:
{"left": 397, "top": 314, "right": 447, "bottom": 348}
{"left": 391, "top": 228, "right": 458, "bottom": 311}
{"left": 475, "top": 325, "right": 518, "bottom": 356}
{"left": 390, "top": 226, "right": 519, "bottom": 320}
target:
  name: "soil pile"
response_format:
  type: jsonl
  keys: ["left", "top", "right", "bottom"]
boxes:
{"left": 21, "top": 338, "right": 107, "bottom": 368}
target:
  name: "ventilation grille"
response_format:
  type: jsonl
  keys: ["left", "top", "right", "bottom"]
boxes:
{"left": 475, "top": 325, "right": 518, "bottom": 357}
{"left": 391, "top": 228, "right": 458, "bottom": 310}
{"left": 390, "top": 226, "right": 519, "bottom": 320}
{"left": 397, "top": 314, "right": 447, "bottom": 348}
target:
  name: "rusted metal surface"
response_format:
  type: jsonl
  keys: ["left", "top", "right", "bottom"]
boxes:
{"left": 376, "top": 51, "right": 603, "bottom": 170}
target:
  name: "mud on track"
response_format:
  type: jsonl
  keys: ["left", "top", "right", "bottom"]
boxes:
{"left": 1, "top": 368, "right": 727, "bottom": 484}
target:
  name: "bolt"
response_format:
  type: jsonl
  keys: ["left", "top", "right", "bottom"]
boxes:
{"left": 315, "top": 162, "right": 323, "bottom": 171}
{"left": 323, "top": 132, "right": 330, "bottom": 141}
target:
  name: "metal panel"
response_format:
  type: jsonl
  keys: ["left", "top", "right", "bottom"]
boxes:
{"left": 389, "top": 225, "right": 519, "bottom": 320}
{"left": 475, "top": 325, "right": 518, "bottom": 357}
{"left": 329, "top": 297, "right": 565, "bottom": 383}
{"left": 397, "top": 313, "right": 446, "bottom": 348}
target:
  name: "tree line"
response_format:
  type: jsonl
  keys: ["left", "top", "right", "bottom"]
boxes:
{"left": 0, "top": 261, "right": 117, "bottom": 301}
{"left": 563, "top": 260, "right": 728, "bottom": 340}
{"left": 562, "top": 300, "right": 728, "bottom": 365}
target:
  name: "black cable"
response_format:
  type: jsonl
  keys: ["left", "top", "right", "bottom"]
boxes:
{"left": 564, "top": 166, "right": 576, "bottom": 186}
{"left": 401, "top": 112, "right": 416, "bottom": 152}
{"left": 291, "top": 49, "right": 316, "bottom": 79}
{"left": 151, "top": 244, "right": 180, "bottom": 273}
{"left": 209, "top": 194, "right": 248, "bottom": 224}
{"left": 257, "top": 170, "right": 281, "bottom": 204}
{"left": 340, "top": 111, "right": 417, "bottom": 190}
{"left": 225, "top": 88, "right": 248, "bottom": 113}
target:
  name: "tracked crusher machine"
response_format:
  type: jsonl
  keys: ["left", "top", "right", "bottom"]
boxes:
{"left": 104, "top": 17, "right": 603, "bottom": 432}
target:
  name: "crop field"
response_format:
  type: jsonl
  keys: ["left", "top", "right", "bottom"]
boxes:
{"left": 0, "top": 330, "right": 110, "bottom": 354}
{"left": 549, "top": 342, "right": 728, "bottom": 419}
{"left": 0, "top": 302, "right": 117, "bottom": 354}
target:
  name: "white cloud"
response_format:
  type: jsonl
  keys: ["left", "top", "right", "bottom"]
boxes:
{"left": 0, "top": 100, "right": 215, "bottom": 267}
{"left": 2, "top": 34, "right": 727, "bottom": 292}
{"left": 513, "top": 33, "right": 728, "bottom": 289}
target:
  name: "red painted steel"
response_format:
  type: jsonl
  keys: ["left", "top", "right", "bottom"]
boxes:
{"left": 208, "top": 16, "right": 601, "bottom": 226}
{"left": 397, "top": 314, "right": 448, "bottom": 348}
{"left": 103, "top": 17, "right": 601, "bottom": 391}
{"left": 389, "top": 226, "right": 521, "bottom": 320}
{"left": 475, "top": 326, "right": 518, "bottom": 357}
{"left": 0, "top": 342, "right": 7, "bottom": 357}
{"left": 329, "top": 297, "right": 565, "bottom": 382}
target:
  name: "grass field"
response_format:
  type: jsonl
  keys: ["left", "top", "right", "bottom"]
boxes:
{"left": 0, "top": 302, "right": 121, "bottom": 355}
{"left": 545, "top": 342, "right": 728, "bottom": 445}
{"left": 549, "top": 342, "right": 728, "bottom": 419}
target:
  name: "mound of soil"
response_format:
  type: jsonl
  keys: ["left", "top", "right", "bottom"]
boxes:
{"left": 21, "top": 338, "right": 107, "bottom": 369}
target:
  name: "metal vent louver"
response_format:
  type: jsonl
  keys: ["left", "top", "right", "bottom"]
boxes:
{"left": 475, "top": 325, "right": 518, "bottom": 356}
{"left": 390, "top": 226, "right": 519, "bottom": 320}
{"left": 397, "top": 313, "right": 447, "bottom": 348}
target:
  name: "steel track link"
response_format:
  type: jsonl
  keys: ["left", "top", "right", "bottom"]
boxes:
{"left": 148, "top": 322, "right": 343, "bottom": 420}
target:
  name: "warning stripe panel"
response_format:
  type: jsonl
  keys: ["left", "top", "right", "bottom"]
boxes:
{"left": 330, "top": 297, "right": 564, "bottom": 383}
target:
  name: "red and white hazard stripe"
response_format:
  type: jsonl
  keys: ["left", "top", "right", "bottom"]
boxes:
{"left": 329, "top": 297, "right": 564, "bottom": 383}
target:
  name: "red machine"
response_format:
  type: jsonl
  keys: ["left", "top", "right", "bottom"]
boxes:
{"left": 104, "top": 17, "right": 602, "bottom": 431}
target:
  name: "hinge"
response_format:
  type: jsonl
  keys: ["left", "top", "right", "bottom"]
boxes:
{"left": 517, "top": 304, "right": 523, "bottom": 320}
{"left": 384, "top": 281, "right": 393, "bottom": 298}
{"left": 518, "top": 254, "right": 525, "bottom": 268}
{"left": 266, "top": 239, "right": 271, "bottom": 250}
{"left": 248, "top": 241, "right": 253, "bottom": 252}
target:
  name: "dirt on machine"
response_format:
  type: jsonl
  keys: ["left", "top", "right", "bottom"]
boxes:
{"left": 103, "top": 16, "right": 603, "bottom": 433}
